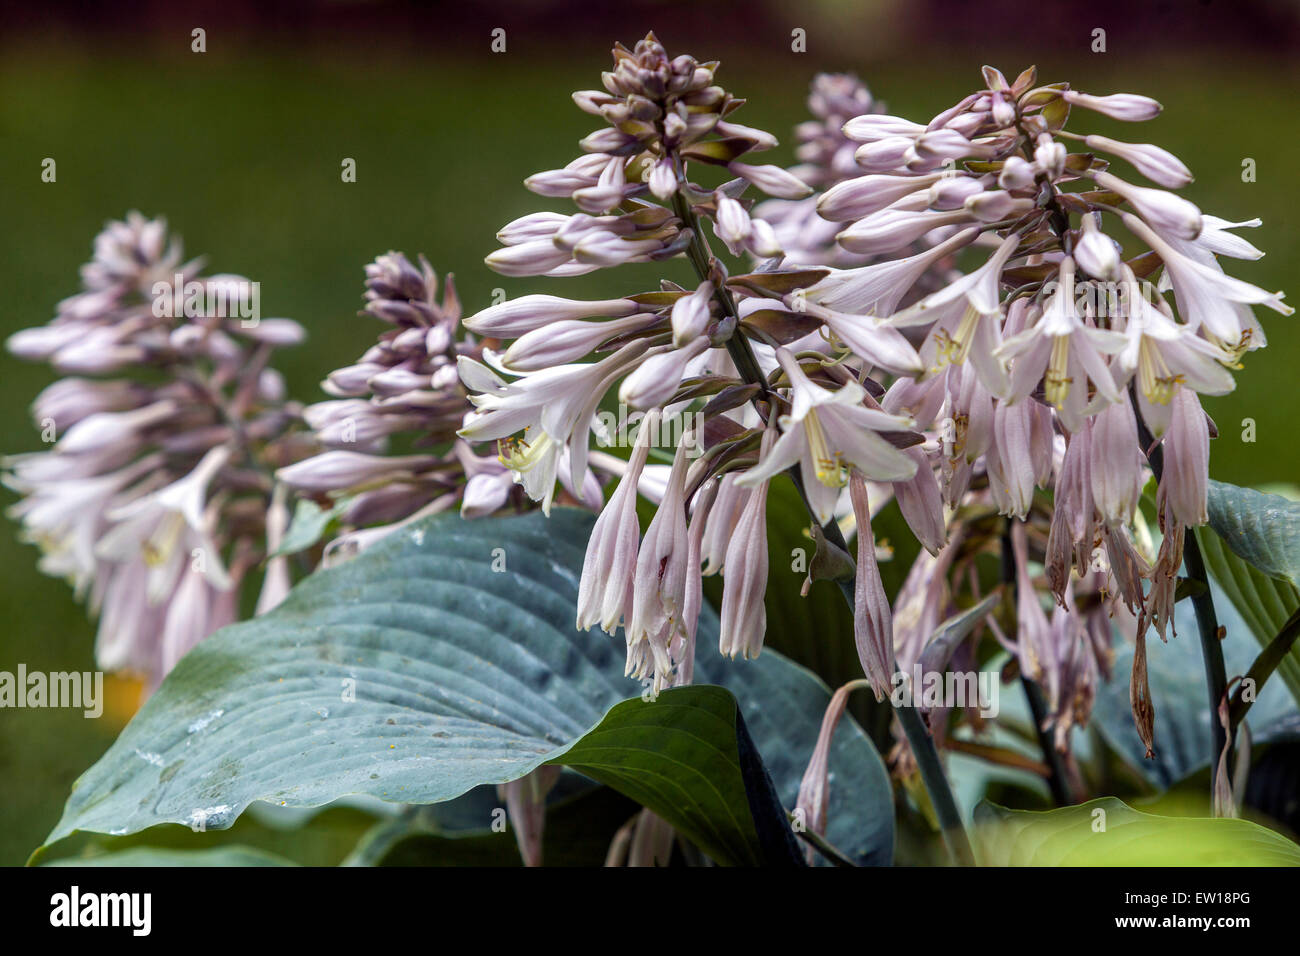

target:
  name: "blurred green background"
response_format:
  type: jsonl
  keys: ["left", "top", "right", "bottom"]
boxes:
{"left": 2, "top": 0, "right": 1297, "bottom": 864}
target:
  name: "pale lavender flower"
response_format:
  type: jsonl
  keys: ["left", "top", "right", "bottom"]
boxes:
{"left": 1063, "top": 90, "right": 1162, "bottom": 122}
{"left": 1084, "top": 135, "right": 1192, "bottom": 189}
{"left": 850, "top": 472, "right": 894, "bottom": 699}
{"left": 1088, "top": 395, "right": 1145, "bottom": 527}
{"left": 734, "top": 349, "right": 918, "bottom": 523}
{"left": 795, "top": 679, "right": 861, "bottom": 862}
{"left": 719, "top": 432, "right": 774, "bottom": 660}
{"left": 576, "top": 411, "right": 657, "bottom": 634}
{"left": 1160, "top": 387, "right": 1210, "bottom": 528}
{"left": 5, "top": 213, "right": 306, "bottom": 686}
{"left": 627, "top": 433, "right": 693, "bottom": 695}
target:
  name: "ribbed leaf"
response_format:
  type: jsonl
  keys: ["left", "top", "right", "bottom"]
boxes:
{"left": 44, "top": 508, "right": 892, "bottom": 865}
{"left": 1201, "top": 480, "right": 1300, "bottom": 703}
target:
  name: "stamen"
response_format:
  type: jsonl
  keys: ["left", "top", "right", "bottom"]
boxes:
{"left": 1138, "top": 338, "right": 1183, "bottom": 404}
{"left": 1044, "top": 335, "right": 1073, "bottom": 407}
{"left": 805, "top": 411, "right": 848, "bottom": 487}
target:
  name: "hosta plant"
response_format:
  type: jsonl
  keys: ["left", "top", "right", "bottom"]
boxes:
{"left": 9, "top": 34, "right": 1300, "bottom": 868}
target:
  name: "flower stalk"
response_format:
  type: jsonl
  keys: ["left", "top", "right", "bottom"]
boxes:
{"left": 671, "top": 172, "right": 974, "bottom": 865}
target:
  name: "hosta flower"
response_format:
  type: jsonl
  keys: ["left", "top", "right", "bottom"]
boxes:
{"left": 446, "top": 48, "right": 1291, "bottom": 770}
{"left": 577, "top": 410, "right": 657, "bottom": 636}
{"left": 5, "top": 213, "right": 306, "bottom": 686}
{"left": 735, "top": 349, "right": 917, "bottom": 524}
{"left": 1111, "top": 268, "right": 1235, "bottom": 433}
{"left": 1159, "top": 387, "right": 1210, "bottom": 528}
{"left": 627, "top": 432, "right": 693, "bottom": 692}
{"left": 459, "top": 339, "right": 650, "bottom": 512}
{"left": 719, "top": 452, "right": 771, "bottom": 661}
{"left": 998, "top": 257, "right": 1126, "bottom": 429}
{"left": 284, "top": 252, "right": 583, "bottom": 555}
{"left": 1125, "top": 213, "right": 1291, "bottom": 349}
{"left": 850, "top": 473, "right": 894, "bottom": 699}
{"left": 1088, "top": 396, "right": 1144, "bottom": 527}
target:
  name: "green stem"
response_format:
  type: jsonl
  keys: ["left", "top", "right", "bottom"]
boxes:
{"left": 1182, "top": 529, "right": 1232, "bottom": 771}
{"left": 1228, "top": 602, "right": 1300, "bottom": 730}
{"left": 1132, "top": 390, "right": 1233, "bottom": 783}
{"left": 670, "top": 172, "right": 975, "bottom": 866}
{"left": 788, "top": 812, "right": 860, "bottom": 867}
{"left": 891, "top": 683, "right": 977, "bottom": 865}
{"left": 1000, "top": 519, "right": 1072, "bottom": 805}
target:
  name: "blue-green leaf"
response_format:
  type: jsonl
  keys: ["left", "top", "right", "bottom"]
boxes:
{"left": 44, "top": 508, "right": 892, "bottom": 865}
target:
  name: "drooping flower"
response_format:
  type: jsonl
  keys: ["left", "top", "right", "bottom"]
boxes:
{"left": 735, "top": 349, "right": 918, "bottom": 523}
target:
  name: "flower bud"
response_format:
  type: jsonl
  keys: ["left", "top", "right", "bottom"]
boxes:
{"left": 713, "top": 192, "right": 752, "bottom": 255}
{"left": 671, "top": 281, "right": 713, "bottom": 347}
{"left": 618, "top": 338, "right": 708, "bottom": 409}
{"left": 998, "top": 155, "right": 1037, "bottom": 191}
{"left": 1073, "top": 214, "right": 1122, "bottom": 280}
{"left": 1085, "top": 134, "right": 1192, "bottom": 189}
{"left": 728, "top": 162, "right": 813, "bottom": 199}
{"left": 1096, "top": 171, "right": 1202, "bottom": 241}
{"left": 1064, "top": 90, "right": 1162, "bottom": 122}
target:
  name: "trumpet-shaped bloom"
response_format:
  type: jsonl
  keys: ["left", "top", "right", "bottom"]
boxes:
{"left": 735, "top": 349, "right": 917, "bottom": 524}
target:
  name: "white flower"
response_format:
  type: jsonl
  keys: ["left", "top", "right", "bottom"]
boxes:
{"left": 502, "top": 313, "right": 655, "bottom": 371}
{"left": 735, "top": 348, "right": 917, "bottom": 523}
{"left": 1095, "top": 170, "right": 1202, "bottom": 241}
{"left": 835, "top": 207, "right": 972, "bottom": 256}
{"left": 618, "top": 339, "right": 707, "bottom": 409}
{"left": 458, "top": 340, "right": 649, "bottom": 512}
{"left": 577, "top": 411, "right": 656, "bottom": 634}
{"left": 891, "top": 231, "right": 1024, "bottom": 398}
{"left": 464, "top": 295, "right": 641, "bottom": 337}
{"left": 1125, "top": 213, "right": 1292, "bottom": 347}
{"left": 802, "top": 227, "right": 977, "bottom": 315}
{"left": 817, "top": 172, "right": 942, "bottom": 222}
{"left": 1073, "top": 214, "right": 1122, "bottom": 281}
{"left": 998, "top": 257, "right": 1125, "bottom": 430}
{"left": 728, "top": 162, "right": 812, "bottom": 199}
{"left": 671, "top": 281, "right": 714, "bottom": 347}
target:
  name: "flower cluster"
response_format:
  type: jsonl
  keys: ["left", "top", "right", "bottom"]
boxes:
{"left": 459, "top": 38, "right": 1290, "bottom": 765}
{"left": 274, "top": 252, "right": 595, "bottom": 563}
{"left": 4, "top": 213, "right": 309, "bottom": 686}
{"left": 752, "top": 73, "right": 894, "bottom": 268}
{"left": 459, "top": 35, "right": 939, "bottom": 699}
{"left": 812, "top": 64, "right": 1289, "bottom": 754}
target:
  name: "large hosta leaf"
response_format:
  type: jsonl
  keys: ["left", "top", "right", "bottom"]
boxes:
{"left": 1206, "top": 480, "right": 1300, "bottom": 585}
{"left": 44, "top": 509, "right": 891, "bottom": 865}
{"left": 1201, "top": 480, "right": 1300, "bottom": 703}
{"left": 974, "top": 797, "right": 1300, "bottom": 866}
